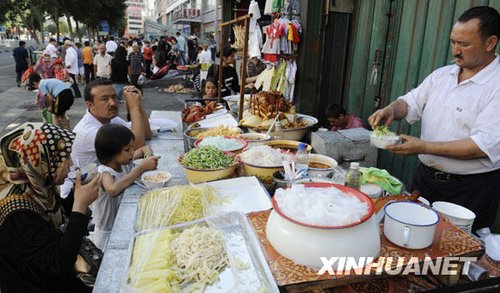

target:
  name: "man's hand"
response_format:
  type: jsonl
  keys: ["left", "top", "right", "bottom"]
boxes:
{"left": 123, "top": 85, "right": 142, "bottom": 109}
{"left": 368, "top": 106, "right": 395, "bottom": 129}
{"left": 386, "top": 134, "right": 427, "bottom": 155}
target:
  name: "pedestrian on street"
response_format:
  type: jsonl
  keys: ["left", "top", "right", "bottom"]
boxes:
{"left": 45, "top": 38, "right": 59, "bottom": 60}
{"left": 128, "top": 43, "right": 144, "bottom": 91}
{"left": 52, "top": 58, "right": 70, "bottom": 81}
{"left": 94, "top": 44, "right": 112, "bottom": 80}
{"left": 33, "top": 50, "right": 55, "bottom": 79}
{"left": 143, "top": 41, "right": 153, "bottom": 78}
{"left": 0, "top": 122, "right": 100, "bottom": 293}
{"left": 175, "top": 32, "right": 186, "bottom": 65}
{"left": 28, "top": 74, "right": 75, "bottom": 129}
{"left": 368, "top": 6, "right": 500, "bottom": 233}
{"left": 111, "top": 46, "right": 129, "bottom": 101}
{"left": 106, "top": 36, "right": 117, "bottom": 57}
{"left": 75, "top": 42, "right": 84, "bottom": 84}
{"left": 12, "top": 41, "right": 29, "bottom": 87}
{"left": 64, "top": 40, "right": 82, "bottom": 99}
{"left": 82, "top": 41, "right": 95, "bottom": 84}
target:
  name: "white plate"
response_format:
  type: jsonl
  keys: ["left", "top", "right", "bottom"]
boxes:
{"left": 194, "top": 113, "right": 238, "bottom": 128}
{"left": 200, "top": 176, "right": 272, "bottom": 214}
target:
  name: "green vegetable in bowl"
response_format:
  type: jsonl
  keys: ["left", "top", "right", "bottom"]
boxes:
{"left": 373, "top": 125, "right": 397, "bottom": 137}
{"left": 182, "top": 146, "right": 235, "bottom": 169}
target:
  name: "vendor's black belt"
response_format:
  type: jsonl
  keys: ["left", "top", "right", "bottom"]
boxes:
{"left": 421, "top": 164, "right": 500, "bottom": 182}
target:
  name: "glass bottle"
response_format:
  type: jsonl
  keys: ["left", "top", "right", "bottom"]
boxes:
{"left": 273, "top": 121, "right": 283, "bottom": 140}
{"left": 344, "top": 162, "right": 361, "bottom": 190}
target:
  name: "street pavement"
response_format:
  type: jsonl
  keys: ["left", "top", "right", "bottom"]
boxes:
{"left": 0, "top": 52, "right": 193, "bottom": 135}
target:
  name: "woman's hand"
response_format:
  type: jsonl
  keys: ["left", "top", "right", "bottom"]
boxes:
{"left": 72, "top": 170, "right": 101, "bottom": 214}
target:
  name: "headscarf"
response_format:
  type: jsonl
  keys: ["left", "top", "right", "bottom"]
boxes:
{"left": 0, "top": 123, "right": 75, "bottom": 228}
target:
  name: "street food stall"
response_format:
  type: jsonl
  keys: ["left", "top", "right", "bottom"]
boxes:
{"left": 93, "top": 109, "right": 500, "bottom": 292}
{"left": 93, "top": 2, "right": 500, "bottom": 291}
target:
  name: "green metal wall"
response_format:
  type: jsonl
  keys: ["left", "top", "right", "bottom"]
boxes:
{"left": 345, "top": 0, "right": 500, "bottom": 186}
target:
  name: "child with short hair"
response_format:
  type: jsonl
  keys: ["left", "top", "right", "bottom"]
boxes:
{"left": 325, "top": 103, "right": 364, "bottom": 131}
{"left": 93, "top": 124, "right": 160, "bottom": 250}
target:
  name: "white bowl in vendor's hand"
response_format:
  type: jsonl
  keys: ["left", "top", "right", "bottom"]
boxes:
{"left": 141, "top": 170, "right": 172, "bottom": 189}
{"left": 370, "top": 133, "right": 401, "bottom": 149}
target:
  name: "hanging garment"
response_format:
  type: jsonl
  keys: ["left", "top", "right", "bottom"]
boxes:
{"left": 273, "top": 0, "right": 284, "bottom": 13}
{"left": 264, "top": 0, "right": 273, "bottom": 15}
{"left": 263, "top": 53, "right": 278, "bottom": 62}
{"left": 287, "top": 60, "right": 297, "bottom": 102}
{"left": 271, "top": 61, "right": 286, "bottom": 91}
{"left": 255, "top": 66, "right": 275, "bottom": 91}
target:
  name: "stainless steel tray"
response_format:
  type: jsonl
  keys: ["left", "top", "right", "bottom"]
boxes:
{"left": 122, "top": 211, "right": 278, "bottom": 293}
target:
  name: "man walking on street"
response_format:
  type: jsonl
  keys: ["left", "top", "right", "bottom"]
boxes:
{"left": 82, "top": 41, "right": 95, "bottom": 84}
{"left": 175, "top": 32, "right": 186, "bottom": 65}
{"left": 64, "top": 40, "right": 82, "bottom": 99}
{"left": 12, "top": 41, "right": 29, "bottom": 87}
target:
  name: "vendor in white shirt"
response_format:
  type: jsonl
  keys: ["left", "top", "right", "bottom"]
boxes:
{"left": 61, "top": 79, "right": 152, "bottom": 197}
{"left": 368, "top": 6, "right": 500, "bottom": 233}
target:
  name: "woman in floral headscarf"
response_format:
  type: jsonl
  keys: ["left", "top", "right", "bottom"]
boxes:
{"left": 0, "top": 122, "right": 100, "bottom": 293}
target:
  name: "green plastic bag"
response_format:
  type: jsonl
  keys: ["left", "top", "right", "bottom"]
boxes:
{"left": 41, "top": 108, "right": 52, "bottom": 124}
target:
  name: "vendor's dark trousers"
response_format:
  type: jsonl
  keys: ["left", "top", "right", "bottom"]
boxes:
{"left": 411, "top": 163, "right": 500, "bottom": 233}
{"left": 83, "top": 64, "right": 95, "bottom": 84}
{"left": 69, "top": 73, "right": 82, "bottom": 98}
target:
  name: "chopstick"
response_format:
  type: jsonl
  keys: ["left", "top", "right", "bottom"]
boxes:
{"left": 265, "top": 112, "right": 281, "bottom": 137}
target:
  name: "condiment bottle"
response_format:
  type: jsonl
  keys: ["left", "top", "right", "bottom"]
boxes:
{"left": 344, "top": 162, "right": 361, "bottom": 190}
{"left": 295, "top": 143, "right": 310, "bottom": 177}
{"left": 273, "top": 121, "right": 283, "bottom": 140}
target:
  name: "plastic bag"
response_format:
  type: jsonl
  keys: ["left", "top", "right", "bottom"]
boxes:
{"left": 137, "top": 74, "right": 146, "bottom": 86}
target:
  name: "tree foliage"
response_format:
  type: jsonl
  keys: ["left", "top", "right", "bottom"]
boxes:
{"left": 1, "top": 0, "right": 127, "bottom": 41}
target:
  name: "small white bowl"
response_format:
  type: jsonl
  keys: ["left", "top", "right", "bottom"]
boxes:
{"left": 370, "top": 133, "right": 401, "bottom": 149}
{"left": 307, "top": 154, "right": 338, "bottom": 178}
{"left": 360, "top": 183, "right": 383, "bottom": 198}
{"left": 141, "top": 170, "right": 172, "bottom": 189}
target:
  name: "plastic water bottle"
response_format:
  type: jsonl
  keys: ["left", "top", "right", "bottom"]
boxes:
{"left": 273, "top": 121, "right": 283, "bottom": 140}
{"left": 295, "top": 143, "right": 310, "bottom": 177}
{"left": 344, "top": 162, "right": 361, "bottom": 190}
